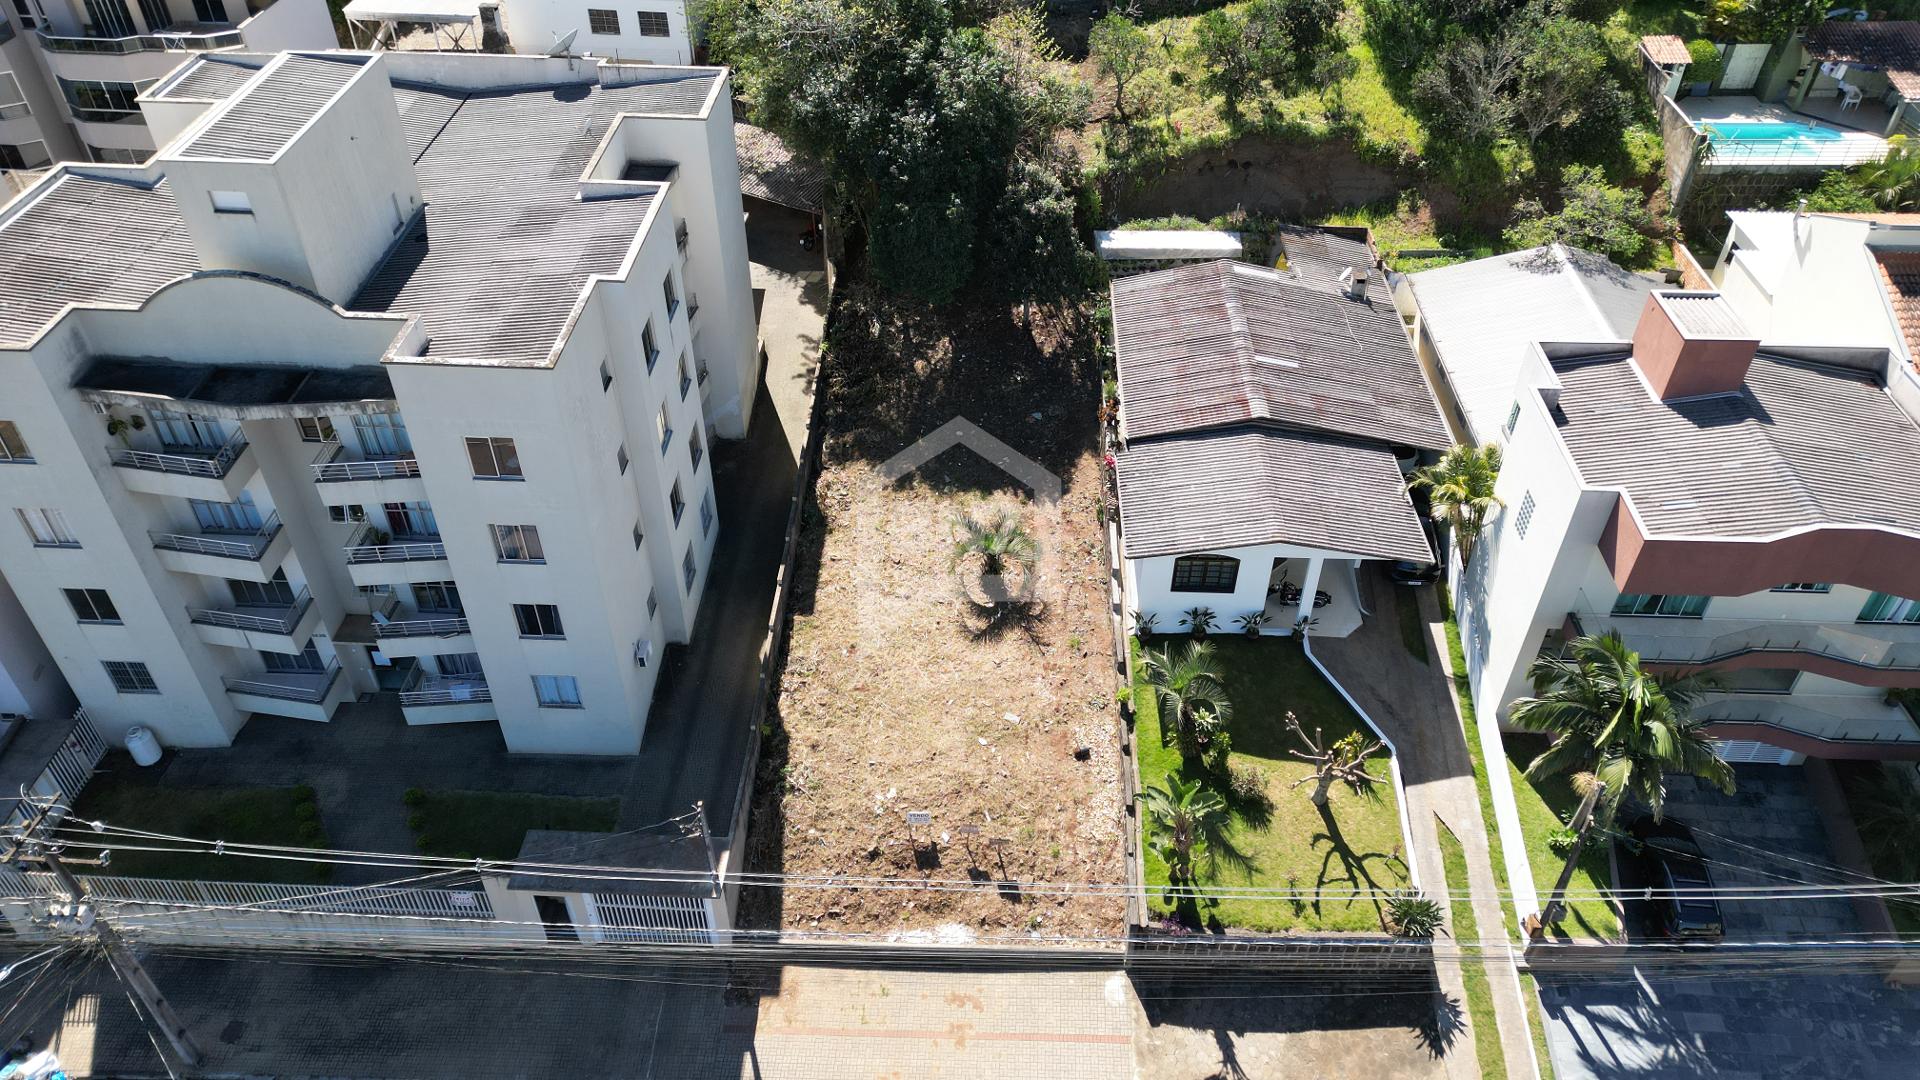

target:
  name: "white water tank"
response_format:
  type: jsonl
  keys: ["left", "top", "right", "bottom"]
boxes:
{"left": 125, "top": 726, "right": 162, "bottom": 767}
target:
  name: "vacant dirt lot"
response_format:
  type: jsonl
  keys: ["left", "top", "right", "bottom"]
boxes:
{"left": 741, "top": 285, "right": 1126, "bottom": 940}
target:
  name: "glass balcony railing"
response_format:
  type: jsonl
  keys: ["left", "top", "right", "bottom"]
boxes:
{"left": 38, "top": 26, "right": 241, "bottom": 55}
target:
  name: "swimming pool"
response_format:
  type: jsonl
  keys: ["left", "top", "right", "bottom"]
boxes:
{"left": 1696, "top": 120, "right": 1845, "bottom": 144}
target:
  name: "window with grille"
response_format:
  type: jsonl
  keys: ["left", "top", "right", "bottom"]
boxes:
{"left": 513, "top": 603, "right": 565, "bottom": 638}
{"left": 465, "top": 436, "right": 522, "bottom": 479}
{"left": 587, "top": 8, "right": 618, "bottom": 33}
{"left": 65, "top": 589, "right": 119, "bottom": 624}
{"left": 17, "top": 508, "right": 76, "bottom": 547}
{"left": 643, "top": 321, "right": 660, "bottom": 371}
{"left": 670, "top": 480, "right": 685, "bottom": 526}
{"left": 102, "top": 660, "right": 156, "bottom": 694}
{"left": 0, "top": 420, "right": 29, "bottom": 463}
{"left": 1169, "top": 555, "right": 1238, "bottom": 593}
{"left": 658, "top": 402, "right": 674, "bottom": 453}
{"left": 491, "top": 524, "right": 545, "bottom": 563}
{"left": 296, "top": 416, "right": 335, "bottom": 442}
{"left": 532, "top": 674, "right": 582, "bottom": 707}
{"left": 678, "top": 353, "right": 692, "bottom": 400}
{"left": 1513, "top": 492, "right": 1535, "bottom": 540}
{"left": 688, "top": 424, "right": 704, "bottom": 470}
{"left": 682, "top": 546, "right": 697, "bottom": 591}
{"left": 635, "top": 9, "right": 668, "bottom": 35}
{"left": 663, "top": 272, "right": 678, "bottom": 317}
{"left": 1771, "top": 583, "right": 1831, "bottom": 594}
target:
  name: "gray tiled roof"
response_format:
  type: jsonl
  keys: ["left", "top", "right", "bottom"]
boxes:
{"left": 1113, "top": 259, "right": 1450, "bottom": 450}
{"left": 508, "top": 829, "right": 715, "bottom": 897}
{"left": 351, "top": 83, "right": 673, "bottom": 365}
{"left": 0, "top": 176, "right": 200, "bottom": 346}
{"left": 734, "top": 122, "right": 827, "bottom": 211}
{"left": 1116, "top": 427, "right": 1433, "bottom": 561}
{"left": 1407, "top": 244, "right": 1663, "bottom": 442}
{"left": 180, "top": 54, "right": 370, "bottom": 161}
{"left": 151, "top": 54, "right": 272, "bottom": 101}
{"left": 1552, "top": 352, "right": 1920, "bottom": 538}
{"left": 1660, "top": 291, "right": 1747, "bottom": 337}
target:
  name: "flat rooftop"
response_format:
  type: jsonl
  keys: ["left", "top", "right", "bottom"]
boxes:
{"left": 1551, "top": 351, "right": 1920, "bottom": 538}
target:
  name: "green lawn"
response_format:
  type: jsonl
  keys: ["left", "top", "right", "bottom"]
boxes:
{"left": 69, "top": 755, "right": 331, "bottom": 884}
{"left": 1437, "top": 818, "right": 1504, "bottom": 1080}
{"left": 405, "top": 789, "right": 620, "bottom": 861}
{"left": 1131, "top": 635, "right": 1411, "bottom": 933}
{"left": 1504, "top": 734, "right": 1622, "bottom": 942}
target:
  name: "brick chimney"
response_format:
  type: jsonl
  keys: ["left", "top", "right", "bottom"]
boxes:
{"left": 1630, "top": 290, "right": 1759, "bottom": 400}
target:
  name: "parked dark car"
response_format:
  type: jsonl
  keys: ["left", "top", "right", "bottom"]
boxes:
{"left": 1387, "top": 517, "right": 1446, "bottom": 586}
{"left": 1626, "top": 816, "right": 1724, "bottom": 942}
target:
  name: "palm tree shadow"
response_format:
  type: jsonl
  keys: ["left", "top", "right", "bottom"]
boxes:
{"left": 1311, "top": 802, "right": 1404, "bottom": 925}
{"left": 956, "top": 596, "right": 1048, "bottom": 644}
{"left": 1414, "top": 991, "right": 1467, "bottom": 1058}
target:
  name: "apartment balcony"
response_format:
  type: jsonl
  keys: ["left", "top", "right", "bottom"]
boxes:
{"left": 398, "top": 672, "right": 493, "bottom": 726}
{"left": 111, "top": 430, "right": 254, "bottom": 501}
{"left": 308, "top": 440, "right": 427, "bottom": 503}
{"left": 150, "top": 512, "right": 290, "bottom": 583}
{"left": 223, "top": 660, "right": 349, "bottom": 723}
{"left": 36, "top": 25, "right": 239, "bottom": 89}
{"left": 1698, "top": 693, "right": 1920, "bottom": 759}
{"left": 343, "top": 527, "right": 449, "bottom": 587}
{"left": 188, "top": 588, "right": 320, "bottom": 655}
{"left": 1571, "top": 611, "right": 1920, "bottom": 687}
{"left": 370, "top": 614, "right": 474, "bottom": 658}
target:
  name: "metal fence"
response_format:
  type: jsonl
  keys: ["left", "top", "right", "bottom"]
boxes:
{"left": 374, "top": 616, "right": 470, "bottom": 639}
{"left": 399, "top": 675, "right": 491, "bottom": 706}
{"left": 221, "top": 662, "right": 341, "bottom": 703}
{"left": 111, "top": 429, "right": 247, "bottom": 478}
{"left": 313, "top": 454, "right": 423, "bottom": 483}
{"left": 344, "top": 528, "right": 446, "bottom": 563}
{"left": 188, "top": 589, "right": 313, "bottom": 634}
{"left": 588, "top": 892, "right": 712, "bottom": 943}
{"left": 150, "top": 511, "right": 282, "bottom": 560}
{"left": 1, "top": 711, "right": 109, "bottom": 831}
{"left": 36, "top": 28, "right": 242, "bottom": 53}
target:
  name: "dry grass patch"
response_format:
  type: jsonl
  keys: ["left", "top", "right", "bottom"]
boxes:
{"left": 742, "top": 285, "right": 1126, "bottom": 939}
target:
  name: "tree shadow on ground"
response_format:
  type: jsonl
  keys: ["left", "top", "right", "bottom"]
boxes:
{"left": 1312, "top": 801, "right": 1404, "bottom": 928}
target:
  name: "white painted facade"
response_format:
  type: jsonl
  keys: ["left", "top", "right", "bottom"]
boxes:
{"left": 1126, "top": 543, "right": 1372, "bottom": 641}
{"left": 499, "top": 0, "right": 689, "bottom": 64}
{"left": 1712, "top": 210, "right": 1920, "bottom": 361}
{"left": 0, "top": 569, "right": 74, "bottom": 718}
{"left": 4, "top": 0, "right": 335, "bottom": 166}
{"left": 0, "top": 51, "right": 757, "bottom": 755}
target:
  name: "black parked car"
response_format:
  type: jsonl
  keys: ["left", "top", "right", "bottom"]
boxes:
{"left": 1626, "top": 816, "right": 1724, "bottom": 942}
{"left": 1387, "top": 517, "right": 1446, "bottom": 586}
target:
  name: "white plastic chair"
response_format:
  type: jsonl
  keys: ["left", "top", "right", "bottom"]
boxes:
{"left": 1841, "top": 82, "right": 1864, "bottom": 111}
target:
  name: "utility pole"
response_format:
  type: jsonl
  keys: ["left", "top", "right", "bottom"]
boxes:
{"left": 1529, "top": 781, "right": 1605, "bottom": 941}
{"left": 6, "top": 796, "right": 204, "bottom": 1069}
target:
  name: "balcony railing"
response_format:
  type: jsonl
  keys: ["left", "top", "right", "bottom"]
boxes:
{"left": 1698, "top": 696, "right": 1920, "bottom": 745}
{"left": 1571, "top": 611, "right": 1920, "bottom": 673}
{"left": 373, "top": 615, "right": 470, "bottom": 639}
{"left": 223, "top": 660, "right": 340, "bottom": 704}
{"left": 151, "top": 511, "right": 281, "bottom": 560}
{"left": 70, "top": 108, "right": 143, "bottom": 125}
{"left": 38, "top": 27, "right": 241, "bottom": 54}
{"left": 112, "top": 429, "right": 247, "bottom": 479}
{"left": 189, "top": 587, "right": 312, "bottom": 635}
{"left": 400, "top": 673, "right": 491, "bottom": 706}
{"left": 344, "top": 526, "right": 445, "bottom": 564}
{"left": 0, "top": 101, "right": 31, "bottom": 122}
{"left": 310, "top": 440, "right": 422, "bottom": 483}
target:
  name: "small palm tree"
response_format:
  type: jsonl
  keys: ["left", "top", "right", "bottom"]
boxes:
{"left": 1137, "top": 773, "right": 1250, "bottom": 885}
{"left": 1143, "top": 641, "right": 1234, "bottom": 759}
{"left": 1860, "top": 135, "right": 1920, "bottom": 212}
{"left": 949, "top": 509, "right": 1037, "bottom": 578}
{"left": 1508, "top": 631, "right": 1733, "bottom": 828}
{"left": 1408, "top": 444, "right": 1503, "bottom": 569}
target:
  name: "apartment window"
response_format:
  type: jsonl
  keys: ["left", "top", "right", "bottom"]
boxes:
{"left": 587, "top": 8, "right": 618, "bottom": 33}
{"left": 465, "top": 436, "right": 522, "bottom": 479}
{"left": 412, "top": 581, "right": 462, "bottom": 612}
{"left": 190, "top": 0, "right": 228, "bottom": 22}
{"left": 1611, "top": 593, "right": 1709, "bottom": 618}
{"left": 657, "top": 402, "right": 674, "bottom": 453}
{"left": 1503, "top": 401, "right": 1521, "bottom": 438}
{"left": 383, "top": 501, "right": 437, "bottom": 539}
{"left": 1859, "top": 592, "right": 1920, "bottom": 624}
{"left": 643, "top": 321, "right": 660, "bottom": 372}
{"left": 633, "top": 521, "right": 645, "bottom": 549}
{"left": 1170, "top": 554, "right": 1239, "bottom": 594}
{"left": 646, "top": 587, "right": 658, "bottom": 618}
{"left": 102, "top": 660, "right": 156, "bottom": 695}
{"left": 0, "top": 144, "right": 55, "bottom": 171}
{"left": 688, "top": 424, "right": 704, "bottom": 470}
{"left": 85, "top": 144, "right": 143, "bottom": 166}
{"left": 17, "top": 508, "right": 77, "bottom": 548}
{"left": 230, "top": 572, "right": 294, "bottom": 607}
{"left": 682, "top": 546, "right": 697, "bottom": 591}
{"left": 296, "top": 416, "right": 335, "bottom": 442}
{"left": 663, "top": 272, "right": 679, "bottom": 317}
{"left": 700, "top": 490, "right": 715, "bottom": 537}
{"left": 354, "top": 413, "right": 411, "bottom": 455}
{"left": 678, "top": 353, "right": 692, "bottom": 400}
{"left": 64, "top": 78, "right": 139, "bottom": 115}
{"left": 1772, "top": 582, "right": 1832, "bottom": 594}
{"left": 490, "top": 524, "right": 545, "bottom": 563}
{"left": 635, "top": 9, "right": 669, "bottom": 35}
{"left": 82, "top": 0, "right": 134, "bottom": 38}
{"left": 670, "top": 480, "right": 685, "bottom": 526}
{"left": 0, "top": 421, "right": 29, "bottom": 463}
{"left": 532, "top": 674, "right": 583, "bottom": 708}
{"left": 10, "top": 0, "right": 38, "bottom": 29}
{"left": 1512, "top": 492, "right": 1536, "bottom": 540}
{"left": 327, "top": 503, "right": 367, "bottom": 524}
{"left": 513, "top": 603, "right": 565, "bottom": 639}
{"left": 64, "top": 589, "right": 120, "bottom": 624}
{"left": 209, "top": 190, "right": 252, "bottom": 215}
{"left": 617, "top": 443, "right": 630, "bottom": 475}
{"left": 151, "top": 409, "right": 226, "bottom": 450}
{"left": 600, "top": 358, "right": 613, "bottom": 391}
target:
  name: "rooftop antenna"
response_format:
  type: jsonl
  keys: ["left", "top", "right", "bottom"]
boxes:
{"left": 548, "top": 28, "right": 579, "bottom": 57}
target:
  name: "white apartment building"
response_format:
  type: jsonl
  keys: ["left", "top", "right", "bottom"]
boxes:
{"left": 0, "top": 0, "right": 333, "bottom": 173}
{"left": 341, "top": 0, "right": 690, "bottom": 66}
{"left": 0, "top": 49, "right": 760, "bottom": 756}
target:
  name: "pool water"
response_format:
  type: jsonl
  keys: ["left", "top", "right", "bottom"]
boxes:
{"left": 1697, "top": 120, "right": 1845, "bottom": 144}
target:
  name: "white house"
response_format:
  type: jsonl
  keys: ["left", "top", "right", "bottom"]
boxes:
{"left": 1710, "top": 208, "right": 1920, "bottom": 365}
{"left": 0, "top": 49, "right": 759, "bottom": 755}
{"left": 341, "top": 0, "right": 691, "bottom": 65}
{"left": 1113, "top": 230, "right": 1451, "bottom": 639}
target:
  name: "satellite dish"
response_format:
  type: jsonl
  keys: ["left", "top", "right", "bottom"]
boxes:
{"left": 548, "top": 28, "right": 579, "bottom": 56}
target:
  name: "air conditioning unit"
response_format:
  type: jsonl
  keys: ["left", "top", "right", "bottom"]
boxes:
{"left": 633, "top": 638, "right": 654, "bottom": 667}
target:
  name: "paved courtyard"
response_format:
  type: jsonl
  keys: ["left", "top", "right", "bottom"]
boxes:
{"left": 1541, "top": 765, "right": 1920, "bottom": 1078}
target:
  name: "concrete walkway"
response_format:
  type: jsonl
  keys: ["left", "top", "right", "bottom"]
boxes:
{"left": 1312, "top": 567, "right": 1538, "bottom": 1080}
